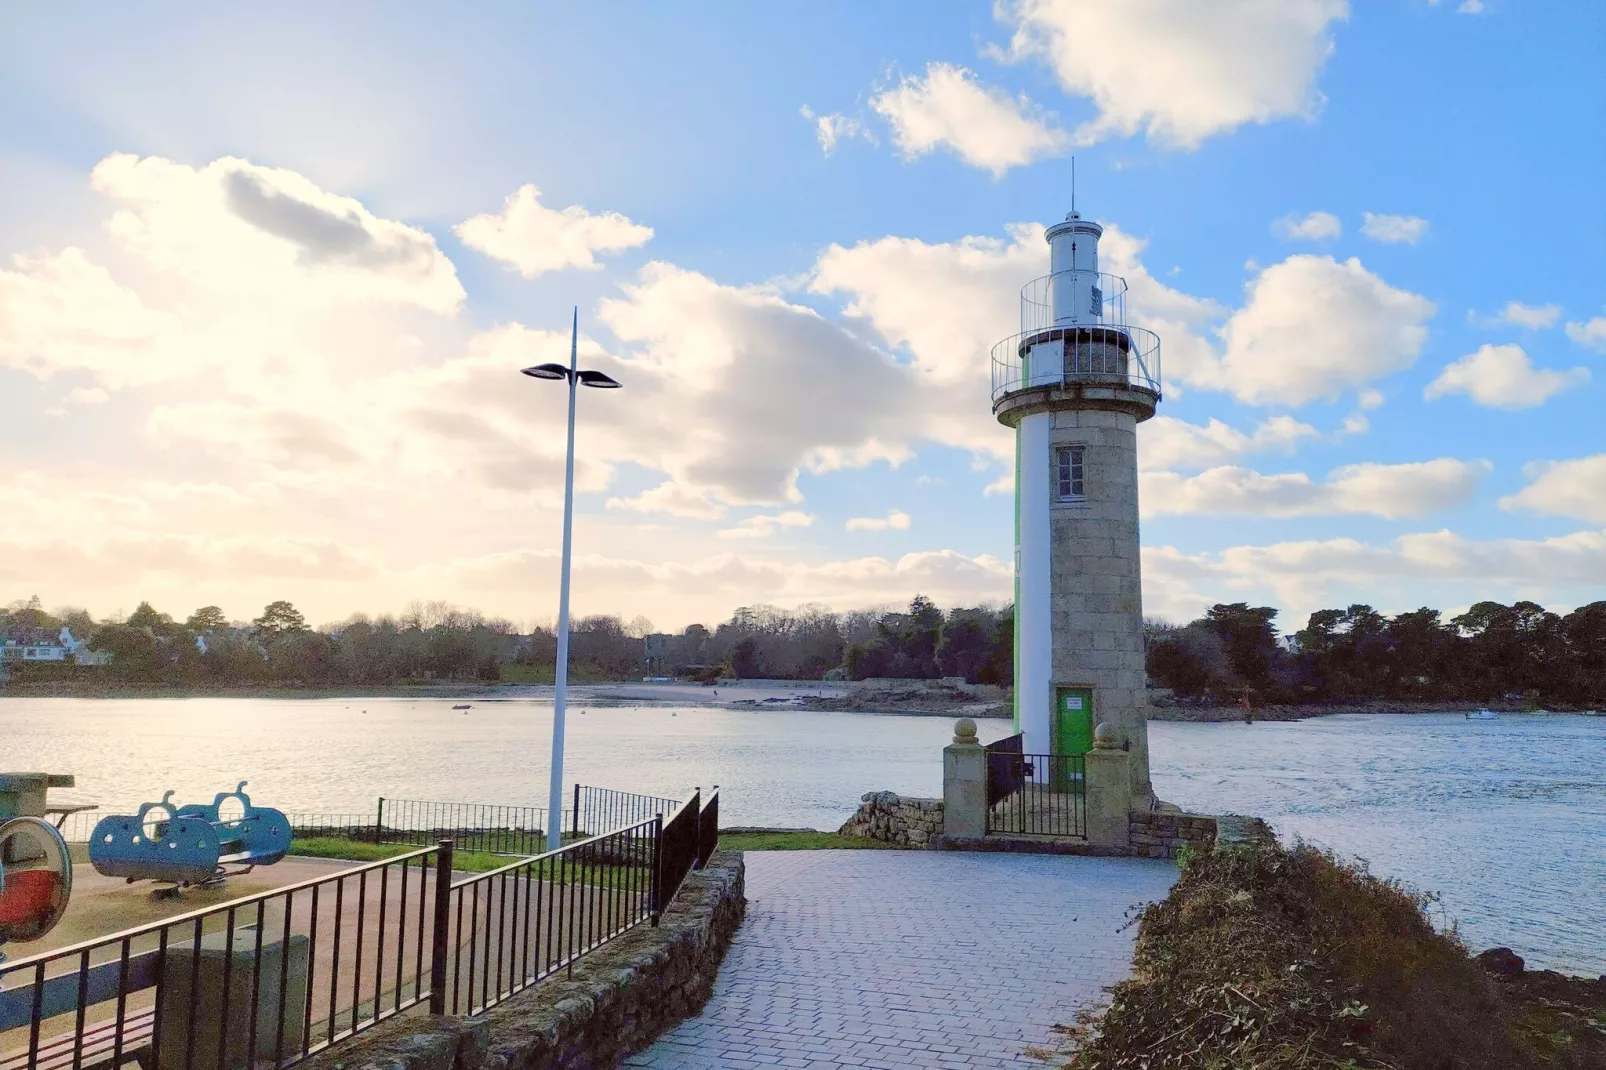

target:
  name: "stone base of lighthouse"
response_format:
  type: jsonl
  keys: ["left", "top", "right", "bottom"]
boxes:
{"left": 1004, "top": 393, "right": 1155, "bottom": 808}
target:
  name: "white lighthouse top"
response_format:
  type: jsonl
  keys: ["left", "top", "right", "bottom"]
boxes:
{"left": 1046, "top": 212, "right": 1102, "bottom": 279}
{"left": 988, "top": 205, "right": 1163, "bottom": 417}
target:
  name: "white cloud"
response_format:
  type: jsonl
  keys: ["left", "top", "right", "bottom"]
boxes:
{"left": 94, "top": 153, "right": 464, "bottom": 312}
{"left": 995, "top": 0, "right": 1348, "bottom": 148}
{"left": 810, "top": 219, "right": 1224, "bottom": 452}
{"left": 813, "top": 221, "right": 1432, "bottom": 414}
{"left": 1139, "top": 415, "right": 1319, "bottom": 472}
{"left": 1473, "top": 301, "right": 1563, "bottom": 330}
{"left": 454, "top": 184, "right": 652, "bottom": 278}
{"left": 1340, "top": 412, "right": 1369, "bottom": 435}
{"left": 1145, "top": 526, "right": 1606, "bottom": 624}
{"left": 845, "top": 509, "right": 912, "bottom": 533}
{"left": 0, "top": 531, "right": 379, "bottom": 588}
{"left": 1499, "top": 455, "right": 1606, "bottom": 524}
{"left": 984, "top": 472, "right": 1014, "bottom": 497}
{"left": 1273, "top": 211, "right": 1341, "bottom": 241}
{"left": 1424, "top": 344, "right": 1590, "bottom": 409}
{"left": 1458, "top": 0, "right": 1486, "bottom": 14}
{"left": 716, "top": 511, "right": 815, "bottom": 540}
{"left": 1360, "top": 212, "right": 1430, "bottom": 244}
{"left": 799, "top": 106, "right": 873, "bottom": 154}
{"left": 1565, "top": 316, "right": 1606, "bottom": 352}
{"left": 605, "top": 481, "right": 725, "bottom": 519}
{"left": 0, "top": 248, "right": 189, "bottom": 388}
{"left": 445, "top": 546, "right": 1014, "bottom": 624}
{"left": 1357, "top": 387, "right": 1385, "bottom": 410}
{"left": 1141, "top": 458, "right": 1488, "bottom": 518}
{"left": 595, "top": 262, "right": 924, "bottom": 504}
{"left": 45, "top": 386, "right": 113, "bottom": 417}
{"left": 1204, "top": 254, "right": 1435, "bottom": 405}
{"left": 869, "top": 63, "right": 1068, "bottom": 177}
{"left": 64, "top": 387, "right": 110, "bottom": 406}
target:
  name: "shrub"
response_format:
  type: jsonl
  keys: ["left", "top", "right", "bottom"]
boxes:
{"left": 1055, "top": 840, "right": 1541, "bottom": 1070}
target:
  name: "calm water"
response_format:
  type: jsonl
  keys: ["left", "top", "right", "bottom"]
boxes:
{"left": 1, "top": 697, "right": 1601, "bottom": 974}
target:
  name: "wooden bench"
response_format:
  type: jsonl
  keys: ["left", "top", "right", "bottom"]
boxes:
{"left": 0, "top": 1010, "right": 153, "bottom": 1070}
{"left": 0, "top": 950, "right": 157, "bottom": 1070}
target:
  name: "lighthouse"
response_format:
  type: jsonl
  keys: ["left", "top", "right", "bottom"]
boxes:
{"left": 991, "top": 210, "right": 1161, "bottom": 804}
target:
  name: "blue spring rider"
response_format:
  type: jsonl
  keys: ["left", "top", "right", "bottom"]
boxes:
{"left": 89, "top": 782, "right": 291, "bottom": 891}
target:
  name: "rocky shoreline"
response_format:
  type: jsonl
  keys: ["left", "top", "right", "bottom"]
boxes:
{"left": 1147, "top": 698, "right": 1602, "bottom": 722}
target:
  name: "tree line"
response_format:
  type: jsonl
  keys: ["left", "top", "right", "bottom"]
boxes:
{"left": 1145, "top": 600, "right": 1606, "bottom": 708}
{"left": 4, "top": 594, "right": 1602, "bottom": 706}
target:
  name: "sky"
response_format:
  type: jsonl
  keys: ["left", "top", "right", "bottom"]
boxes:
{"left": 1, "top": 1, "right": 1603, "bottom": 634}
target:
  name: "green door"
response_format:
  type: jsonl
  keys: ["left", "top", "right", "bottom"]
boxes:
{"left": 1053, "top": 687, "right": 1094, "bottom": 756}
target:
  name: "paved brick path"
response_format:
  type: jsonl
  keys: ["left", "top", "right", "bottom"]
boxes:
{"left": 624, "top": 850, "right": 1176, "bottom": 1069}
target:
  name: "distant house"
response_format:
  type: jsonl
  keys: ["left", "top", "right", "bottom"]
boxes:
{"left": 1, "top": 628, "right": 70, "bottom": 663}
{"left": 0, "top": 626, "right": 114, "bottom": 666}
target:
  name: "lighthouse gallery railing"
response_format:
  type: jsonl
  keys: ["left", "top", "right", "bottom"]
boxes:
{"left": 991, "top": 269, "right": 1162, "bottom": 402}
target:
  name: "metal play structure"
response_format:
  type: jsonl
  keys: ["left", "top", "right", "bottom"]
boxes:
{"left": 0, "top": 817, "right": 73, "bottom": 963}
{"left": 88, "top": 782, "right": 291, "bottom": 890}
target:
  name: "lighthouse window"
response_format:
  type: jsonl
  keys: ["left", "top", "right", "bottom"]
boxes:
{"left": 1055, "top": 445, "right": 1085, "bottom": 501}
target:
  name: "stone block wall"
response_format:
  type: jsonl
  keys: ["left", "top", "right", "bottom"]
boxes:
{"left": 301, "top": 852, "right": 746, "bottom": 1070}
{"left": 1128, "top": 811, "right": 1218, "bottom": 859}
{"left": 837, "top": 791, "right": 943, "bottom": 847}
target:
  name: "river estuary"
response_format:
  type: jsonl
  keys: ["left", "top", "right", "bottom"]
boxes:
{"left": 1, "top": 695, "right": 1601, "bottom": 974}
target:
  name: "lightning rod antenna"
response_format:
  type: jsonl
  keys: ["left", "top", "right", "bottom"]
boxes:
{"left": 1071, "top": 156, "right": 1076, "bottom": 215}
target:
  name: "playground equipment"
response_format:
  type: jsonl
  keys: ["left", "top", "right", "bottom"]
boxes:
{"left": 89, "top": 783, "right": 291, "bottom": 890}
{"left": 0, "top": 817, "right": 73, "bottom": 962}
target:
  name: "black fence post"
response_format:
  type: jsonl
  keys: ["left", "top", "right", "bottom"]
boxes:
{"left": 572, "top": 783, "right": 581, "bottom": 838}
{"left": 428, "top": 839, "right": 454, "bottom": 1014}
{"left": 649, "top": 813, "right": 663, "bottom": 926}
{"left": 375, "top": 797, "right": 385, "bottom": 843}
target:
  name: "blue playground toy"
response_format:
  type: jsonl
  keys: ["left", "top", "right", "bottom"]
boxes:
{"left": 89, "top": 782, "right": 291, "bottom": 890}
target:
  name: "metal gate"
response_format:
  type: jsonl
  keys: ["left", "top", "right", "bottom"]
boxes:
{"left": 984, "top": 734, "right": 1086, "bottom": 837}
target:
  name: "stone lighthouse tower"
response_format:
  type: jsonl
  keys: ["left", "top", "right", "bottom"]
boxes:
{"left": 991, "top": 210, "right": 1161, "bottom": 804}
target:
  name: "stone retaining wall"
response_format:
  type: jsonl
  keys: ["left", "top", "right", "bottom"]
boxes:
{"left": 1129, "top": 810, "right": 1218, "bottom": 859}
{"left": 837, "top": 791, "right": 943, "bottom": 847}
{"left": 302, "top": 852, "right": 746, "bottom": 1070}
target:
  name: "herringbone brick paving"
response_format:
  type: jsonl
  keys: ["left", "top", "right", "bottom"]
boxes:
{"left": 624, "top": 850, "right": 1176, "bottom": 1069}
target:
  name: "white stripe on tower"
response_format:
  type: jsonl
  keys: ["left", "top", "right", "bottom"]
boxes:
{"left": 1016, "top": 411, "right": 1052, "bottom": 754}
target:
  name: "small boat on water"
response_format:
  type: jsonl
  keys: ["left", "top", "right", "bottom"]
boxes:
{"left": 452, "top": 703, "right": 472, "bottom": 710}
{"left": 1465, "top": 708, "right": 1497, "bottom": 720}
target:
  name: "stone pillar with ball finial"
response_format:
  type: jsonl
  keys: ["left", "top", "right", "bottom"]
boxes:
{"left": 942, "top": 717, "right": 987, "bottom": 840}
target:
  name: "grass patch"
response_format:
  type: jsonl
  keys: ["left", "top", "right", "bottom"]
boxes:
{"left": 1047, "top": 838, "right": 1604, "bottom": 1070}
{"left": 716, "top": 830, "right": 903, "bottom": 851}
{"left": 291, "top": 836, "right": 515, "bottom": 873}
{"left": 290, "top": 836, "right": 652, "bottom": 887}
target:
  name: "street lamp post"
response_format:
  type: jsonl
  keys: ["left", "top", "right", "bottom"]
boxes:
{"left": 522, "top": 308, "right": 621, "bottom": 851}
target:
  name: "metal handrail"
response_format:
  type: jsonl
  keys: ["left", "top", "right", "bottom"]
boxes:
{"left": 447, "top": 821, "right": 652, "bottom": 888}
{"left": 990, "top": 324, "right": 1162, "bottom": 402}
{"left": 1018, "top": 269, "right": 1132, "bottom": 334}
{"left": 0, "top": 845, "right": 437, "bottom": 973}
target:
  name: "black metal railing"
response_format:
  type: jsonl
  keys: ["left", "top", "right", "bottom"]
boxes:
{"left": 984, "top": 733, "right": 1025, "bottom": 809}
{"left": 284, "top": 789, "right": 682, "bottom": 857}
{"left": 695, "top": 788, "right": 719, "bottom": 869}
{"left": 436, "top": 820, "right": 657, "bottom": 1018}
{"left": 985, "top": 752, "right": 1086, "bottom": 838}
{"left": 3, "top": 785, "right": 724, "bottom": 1070}
{"left": 0, "top": 843, "right": 444, "bottom": 1070}
{"left": 373, "top": 799, "right": 557, "bottom": 856}
{"left": 282, "top": 813, "right": 379, "bottom": 841}
{"left": 48, "top": 811, "right": 101, "bottom": 846}
{"left": 652, "top": 792, "right": 700, "bottom": 920}
{"left": 570, "top": 786, "right": 680, "bottom": 838}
